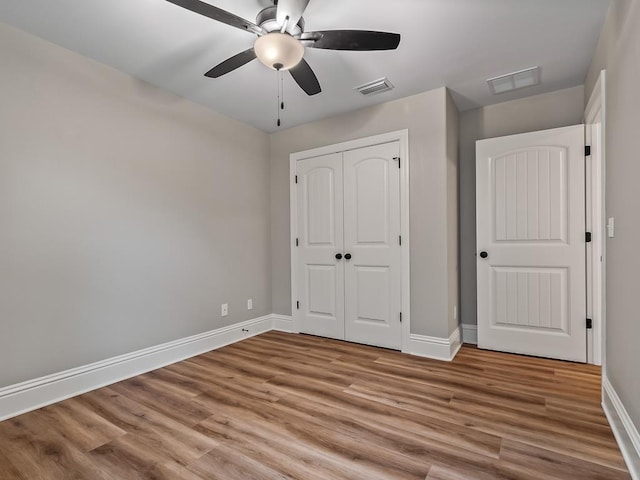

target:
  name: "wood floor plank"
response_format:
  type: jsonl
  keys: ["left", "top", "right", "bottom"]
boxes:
{"left": 425, "top": 464, "right": 495, "bottom": 480}
{"left": 145, "top": 460, "right": 207, "bottom": 480}
{"left": 87, "top": 434, "right": 164, "bottom": 480}
{"left": 0, "top": 414, "right": 114, "bottom": 480}
{"left": 108, "top": 378, "right": 213, "bottom": 427}
{"left": 334, "top": 357, "right": 550, "bottom": 413}
{"left": 77, "top": 388, "right": 218, "bottom": 464}
{"left": 260, "top": 373, "right": 502, "bottom": 460}
{"left": 274, "top": 387, "right": 503, "bottom": 466}
{"left": 25, "top": 397, "right": 126, "bottom": 453}
{"left": 187, "top": 444, "right": 295, "bottom": 480}
{"left": 195, "top": 411, "right": 401, "bottom": 480}
{"left": 187, "top": 351, "right": 285, "bottom": 381}
{"left": 0, "top": 335, "right": 630, "bottom": 479}
{"left": 196, "top": 398, "right": 431, "bottom": 479}
{"left": 454, "top": 346, "right": 601, "bottom": 374}
{"left": 447, "top": 394, "right": 619, "bottom": 447}
{"left": 231, "top": 336, "right": 334, "bottom": 363}
{"left": 545, "top": 399, "right": 611, "bottom": 426}
{"left": 0, "top": 447, "right": 27, "bottom": 480}
{"left": 498, "top": 438, "right": 630, "bottom": 479}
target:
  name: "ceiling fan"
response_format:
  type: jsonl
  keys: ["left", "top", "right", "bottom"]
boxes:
{"left": 166, "top": 0, "right": 401, "bottom": 96}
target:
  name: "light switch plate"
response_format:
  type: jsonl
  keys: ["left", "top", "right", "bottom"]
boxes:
{"left": 607, "top": 217, "right": 615, "bottom": 238}
{"left": 247, "top": 299, "right": 253, "bottom": 310}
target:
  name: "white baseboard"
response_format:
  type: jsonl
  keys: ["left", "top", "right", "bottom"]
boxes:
{"left": 405, "top": 327, "right": 461, "bottom": 361}
{"left": 271, "top": 314, "right": 294, "bottom": 332}
{"left": 602, "top": 376, "right": 640, "bottom": 479}
{"left": 0, "top": 315, "right": 274, "bottom": 422}
{"left": 461, "top": 323, "right": 478, "bottom": 345}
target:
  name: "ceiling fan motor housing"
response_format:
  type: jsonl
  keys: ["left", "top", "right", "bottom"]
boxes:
{"left": 256, "top": 6, "right": 305, "bottom": 36}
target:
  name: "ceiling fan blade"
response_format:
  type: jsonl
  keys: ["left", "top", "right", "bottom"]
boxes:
{"left": 276, "top": 0, "right": 311, "bottom": 33}
{"left": 166, "top": 0, "right": 263, "bottom": 35}
{"left": 205, "top": 49, "right": 257, "bottom": 78}
{"left": 301, "top": 30, "right": 401, "bottom": 51}
{"left": 289, "top": 59, "right": 321, "bottom": 96}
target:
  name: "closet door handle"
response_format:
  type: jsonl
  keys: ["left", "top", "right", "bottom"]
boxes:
{"left": 335, "top": 253, "right": 343, "bottom": 260}
{"left": 344, "top": 253, "right": 352, "bottom": 260}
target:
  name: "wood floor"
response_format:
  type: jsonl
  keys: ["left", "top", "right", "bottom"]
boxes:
{"left": 0, "top": 332, "right": 630, "bottom": 480}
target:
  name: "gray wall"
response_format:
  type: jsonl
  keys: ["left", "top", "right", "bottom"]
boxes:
{"left": 0, "top": 24, "right": 271, "bottom": 387}
{"left": 446, "top": 94, "right": 460, "bottom": 334}
{"left": 458, "top": 86, "right": 585, "bottom": 327}
{"left": 585, "top": 0, "right": 640, "bottom": 429}
{"left": 270, "top": 88, "right": 459, "bottom": 339}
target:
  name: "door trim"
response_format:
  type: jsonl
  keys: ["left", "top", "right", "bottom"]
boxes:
{"left": 289, "top": 130, "right": 411, "bottom": 351}
{"left": 584, "top": 70, "right": 606, "bottom": 366}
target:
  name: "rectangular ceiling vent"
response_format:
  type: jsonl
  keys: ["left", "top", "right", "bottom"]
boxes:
{"left": 355, "top": 77, "right": 395, "bottom": 96}
{"left": 487, "top": 67, "right": 540, "bottom": 95}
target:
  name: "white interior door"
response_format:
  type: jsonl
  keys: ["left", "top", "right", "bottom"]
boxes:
{"left": 343, "top": 142, "right": 402, "bottom": 349}
{"left": 476, "top": 125, "right": 587, "bottom": 362}
{"left": 295, "top": 141, "right": 402, "bottom": 350}
{"left": 296, "top": 153, "right": 345, "bottom": 340}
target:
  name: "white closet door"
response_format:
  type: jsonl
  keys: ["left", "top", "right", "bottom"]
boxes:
{"left": 343, "top": 142, "right": 402, "bottom": 349}
{"left": 476, "top": 125, "right": 586, "bottom": 362}
{"left": 296, "top": 153, "right": 345, "bottom": 340}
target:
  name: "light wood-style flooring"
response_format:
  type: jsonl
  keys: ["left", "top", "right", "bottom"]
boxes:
{"left": 0, "top": 331, "right": 630, "bottom": 479}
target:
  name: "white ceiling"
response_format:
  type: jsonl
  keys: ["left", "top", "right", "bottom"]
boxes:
{"left": 0, "top": 0, "right": 610, "bottom": 132}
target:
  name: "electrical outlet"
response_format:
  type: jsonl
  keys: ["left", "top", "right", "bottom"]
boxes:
{"left": 247, "top": 299, "right": 253, "bottom": 310}
{"left": 221, "top": 303, "right": 228, "bottom": 317}
{"left": 453, "top": 305, "right": 457, "bottom": 321}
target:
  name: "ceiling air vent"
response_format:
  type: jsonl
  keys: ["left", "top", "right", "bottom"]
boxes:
{"left": 355, "top": 77, "right": 395, "bottom": 96}
{"left": 487, "top": 66, "right": 540, "bottom": 94}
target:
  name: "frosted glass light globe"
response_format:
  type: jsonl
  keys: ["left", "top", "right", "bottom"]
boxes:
{"left": 254, "top": 33, "right": 304, "bottom": 71}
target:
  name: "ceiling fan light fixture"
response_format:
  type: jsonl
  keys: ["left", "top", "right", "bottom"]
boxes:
{"left": 254, "top": 33, "right": 304, "bottom": 71}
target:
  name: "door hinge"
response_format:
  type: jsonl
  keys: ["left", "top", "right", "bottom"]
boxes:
{"left": 296, "top": 238, "right": 299, "bottom": 247}
{"left": 586, "top": 318, "right": 593, "bottom": 329}
{"left": 393, "top": 156, "right": 401, "bottom": 169}
{"left": 585, "top": 145, "right": 591, "bottom": 157}
{"left": 399, "top": 235, "right": 402, "bottom": 246}
{"left": 296, "top": 301, "right": 300, "bottom": 310}
{"left": 399, "top": 312, "right": 402, "bottom": 323}
{"left": 586, "top": 232, "right": 592, "bottom": 243}
{"left": 295, "top": 175, "right": 298, "bottom": 184}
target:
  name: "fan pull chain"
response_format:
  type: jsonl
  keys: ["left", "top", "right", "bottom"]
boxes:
{"left": 276, "top": 70, "right": 286, "bottom": 128}
{"left": 276, "top": 70, "right": 282, "bottom": 127}
{"left": 281, "top": 71, "right": 285, "bottom": 112}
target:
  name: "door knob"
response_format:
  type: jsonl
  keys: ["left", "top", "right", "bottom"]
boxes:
{"left": 479, "top": 251, "right": 488, "bottom": 259}
{"left": 335, "top": 253, "right": 343, "bottom": 260}
{"left": 344, "top": 253, "right": 352, "bottom": 260}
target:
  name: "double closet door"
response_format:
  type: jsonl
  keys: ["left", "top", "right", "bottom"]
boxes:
{"left": 295, "top": 141, "right": 402, "bottom": 350}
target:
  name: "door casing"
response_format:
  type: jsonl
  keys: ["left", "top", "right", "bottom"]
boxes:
{"left": 584, "top": 70, "right": 606, "bottom": 366}
{"left": 290, "top": 130, "right": 411, "bottom": 351}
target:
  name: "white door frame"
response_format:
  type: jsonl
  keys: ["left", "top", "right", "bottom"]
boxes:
{"left": 289, "top": 130, "right": 411, "bottom": 350}
{"left": 584, "top": 70, "right": 606, "bottom": 366}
